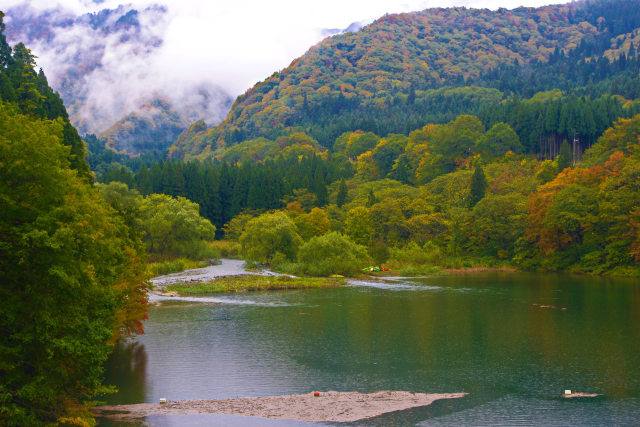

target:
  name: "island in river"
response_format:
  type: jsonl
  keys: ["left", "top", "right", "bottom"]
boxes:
{"left": 94, "top": 391, "right": 468, "bottom": 423}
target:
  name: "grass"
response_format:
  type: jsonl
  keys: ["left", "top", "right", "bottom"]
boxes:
{"left": 147, "top": 258, "right": 209, "bottom": 278}
{"left": 166, "top": 275, "right": 345, "bottom": 295}
{"left": 206, "top": 240, "right": 242, "bottom": 258}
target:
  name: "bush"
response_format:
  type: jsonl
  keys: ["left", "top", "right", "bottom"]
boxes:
{"left": 297, "top": 232, "right": 370, "bottom": 276}
{"left": 240, "top": 212, "right": 302, "bottom": 264}
{"left": 147, "top": 258, "right": 207, "bottom": 277}
{"left": 207, "top": 240, "right": 242, "bottom": 258}
{"left": 388, "top": 241, "right": 443, "bottom": 267}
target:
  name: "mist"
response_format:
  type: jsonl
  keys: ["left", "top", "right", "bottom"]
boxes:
{"left": 2, "top": 0, "right": 553, "bottom": 135}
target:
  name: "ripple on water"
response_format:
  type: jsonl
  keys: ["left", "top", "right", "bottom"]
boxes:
{"left": 347, "top": 280, "right": 440, "bottom": 291}
{"left": 148, "top": 293, "right": 294, "bottom": 307}
{"left": 419, "top": 395, "right": 639, "bottom": 427}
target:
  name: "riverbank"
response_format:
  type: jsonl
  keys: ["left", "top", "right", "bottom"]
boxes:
{"left": 94, "top": 391, "right": 468, "bottom": 423}
{"left": 165, "top": 275, "right": 344, "bottom": 295}
{"left": 149, "top": 258, "right": 276, "bottom": 291}
{"left": 147, "top": 259, "right": 521, "bottom": 298}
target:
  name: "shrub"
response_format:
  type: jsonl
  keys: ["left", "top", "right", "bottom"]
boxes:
{"left": 297, "top": 232, "right": 370, "bottom": 276}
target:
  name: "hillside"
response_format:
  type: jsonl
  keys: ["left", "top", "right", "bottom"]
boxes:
{"left": 170, "top": 0, "right": 640, "bottom": 159}
{"left": 3, "top": 4, "right": 233, "bottom": 155}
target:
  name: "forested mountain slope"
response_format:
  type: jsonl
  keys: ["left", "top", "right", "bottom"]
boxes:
{"left": 3, "top": 4, "right": 233, "bottom": 155}
{"left": 170, "top": 0, "right": 640, "bottom": 159}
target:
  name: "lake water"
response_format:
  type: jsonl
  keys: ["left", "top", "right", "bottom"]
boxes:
{"left": 100, "top": 273, "right": 640, "bottom": 426}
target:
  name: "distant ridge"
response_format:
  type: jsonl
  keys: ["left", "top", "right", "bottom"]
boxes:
{"left": 169, "top": 0, "right": 640, "bottom": 160}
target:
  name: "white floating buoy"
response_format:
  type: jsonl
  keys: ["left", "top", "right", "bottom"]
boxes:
{"left": 564, "top": 390, "right": 572, "bottom": 395}
{"left": 159, "top": 398, "right": 167, "bottom": 404}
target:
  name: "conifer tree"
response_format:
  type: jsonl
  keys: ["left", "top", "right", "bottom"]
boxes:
{"left": 469, "top": 166, "right": 488, "bottom": 208}
{"left": 557, "top": 140, "right": 573, "bottom": 171}
{"left": 313, "top": 166, "right": 328, "bottom": 206}
{"left": 336, "top": 178, "right": 348, "bottom": 207}
{"left": 135, "top": 163, "right": 153, "bottom": 195}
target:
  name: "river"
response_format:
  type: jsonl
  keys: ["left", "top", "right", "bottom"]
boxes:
{"left": 99, "top": 271, "right": 640, "bottom": 426}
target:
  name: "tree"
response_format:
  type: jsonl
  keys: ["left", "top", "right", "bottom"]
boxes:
{"left": 336, "top": 178, "right": 348, "bottom": 207}
{"left": 345, "top": 206, "right": 374, "bottom": 246}
{"left": 0, "top": 102, "right": 147, "bottom": 424}
{"left": 140, "top": 194, "right": 216, "bottom": 257}
{"left": 297, "top": 232, "right": 370, "bottom": 276}
{"left": 345, "top": 131, "right": 380, "bottom": 157}
{"left": 468, "top": 166, "right": 488, "bottom": 207}
{"left": 240, "top": 212, "right": 302, "bottom": 264}
{"left": 313, "top": 166, "right": 328, "bottom": 206}
{"left": 468, "top": 194, "right": 527, "bottom": 258}
{"left": 0, "top": 12, "right": 12, "bottom": 68}
{"left": 366, "top": 189, "right": 378, "bottom": 207}
{"left": 295, "top": 207, "right": 331, "bottom": 240}
{"left": 556, "top": 140, "right": 572, "bottom": 171}
{"left": 476, "top": 122, "right": 523, "bottom": 156}
{"left": 222, "top": 212, "right": 255, "bottom": 240}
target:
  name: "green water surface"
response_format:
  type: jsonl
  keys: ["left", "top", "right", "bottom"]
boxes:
{"left": 102, "top": 273, "right": 640, "bottom": 425}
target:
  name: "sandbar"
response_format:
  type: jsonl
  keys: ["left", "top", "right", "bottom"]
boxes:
{"left": 94, "top": 390, "right": 467, "bottom": 423}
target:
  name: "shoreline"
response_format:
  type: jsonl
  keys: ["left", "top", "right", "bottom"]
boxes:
{"left": 147, "top": 259, "right": 524, "bottom": 299}
{"left": 93, "top": 391, "right": 468, "bottom": 423}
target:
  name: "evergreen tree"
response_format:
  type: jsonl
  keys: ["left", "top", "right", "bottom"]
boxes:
{"left": 0, "top": 12, "right": 12, "bottom": 68}
{"left": 557, "top": 140, "right": 573, "bottom": 171}
{"left": 135, "top": 163, "right": 153, "bottom": 195}
{"left": 336, "top": 178, "right": 348, "bottom": 208}
{"left": 468, "top": 166, "right": 488, "bottom": 207}
{"left": 313, "top": 166, "right": 328, "bottom": 206}
{"left": 202, "top": 166, "right": 223, "bottom": 234}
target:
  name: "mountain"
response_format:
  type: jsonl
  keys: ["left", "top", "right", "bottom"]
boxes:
{"left": 169, "top": 0, "right": 640, "bottom": 160}
{"left": 2, "top": 3, "right": 233, "bottom": 155}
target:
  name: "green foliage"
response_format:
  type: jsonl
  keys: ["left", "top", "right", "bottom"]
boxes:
{"left": 169, "top": 0, "right": 640, "bottom": 160}
{"left": 345, "top": 206, "right": 375, "bottom": 246}
{"left": 336, "top": 178, "right": 348, "bottom": 207}
{"left": 240, "top": 212, "right": 303, "bottom": 264}
{"left": 148, "top": 258, "right": 208, "bottom": 277}
{"left": 467, "top": 194, "right": 527, "bottom": 259}
{"left": 297, "top": 232, "right": 370, "bottom": 276}
{"left": 222, "top": 212, "right": 256, "bottom": 240}
{"left": 295, "top": 207, "right": 331, "bottom": 240}
{"left": 344, "top": 132, "right": 380, "bottom": 157}
{"left": 388, "top": 241, "right": 444, "bottom": 270}
{"left": 140, "top": 194, "right": 216, "bottom": 257}
{"left": 166, "top": 275, "right": 343, "bottom": 294}
{"left": 468, "top": 166, "right": 488, "bottom": 207}
{"left": 0, "top": 25, "right": 91, "bottom": 180}
{"left": 556, "top": 140, "right": 573, "bottom": 171}
{"left": 536, "top": 160, "right": 558, "bottom": 184}
{"left": 476, "top": 122, "right": 523, "bottom": 157}
{"left": 0, "top": 102, "right": 147, "bottom": 424}
{"left": 583, "top": 114, "right": 640, "bottom": 163}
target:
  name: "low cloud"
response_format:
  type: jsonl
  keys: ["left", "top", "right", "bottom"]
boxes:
{"left": 3, "top": 0, "right": 552, "bottom": 134}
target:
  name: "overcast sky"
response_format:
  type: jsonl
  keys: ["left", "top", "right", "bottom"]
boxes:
{"left": 3, "top": 0, "right": 556, "bottom": 131}
{"left": 5, "top": 0, "right": 555, "bottom": 92}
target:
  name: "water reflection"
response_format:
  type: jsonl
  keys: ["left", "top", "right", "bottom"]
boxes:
{"left": 101, "top": 273, "right": 640, "bottom": 425}
{"left": 103, "top": 342, "right": 148, "bottom": 404}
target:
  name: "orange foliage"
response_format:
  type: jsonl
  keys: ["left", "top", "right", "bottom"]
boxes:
{"left": 526, "top": 152, "right": 625, "bottom": 254}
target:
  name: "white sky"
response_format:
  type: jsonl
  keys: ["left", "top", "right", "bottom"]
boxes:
{"left": 2, "top": 0, "right": 556, "bottom": 131}
{"left": 4, "top": 0, "right": 555, "bottom": 93}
